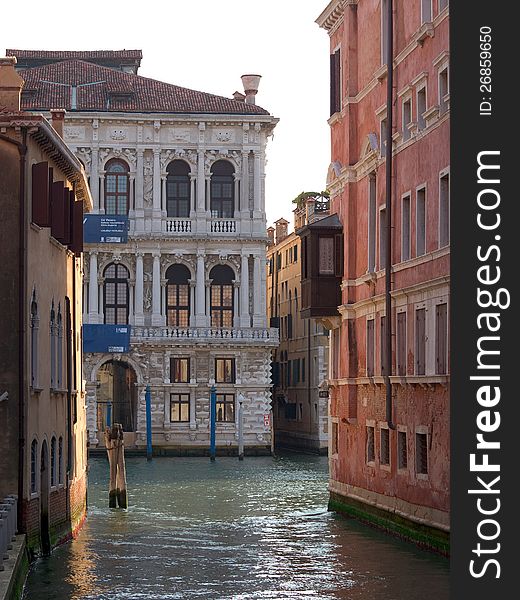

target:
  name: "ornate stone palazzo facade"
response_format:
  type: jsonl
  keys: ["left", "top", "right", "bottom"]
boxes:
{"left": 74, "top": 115, "right": 278, "bottom": 452}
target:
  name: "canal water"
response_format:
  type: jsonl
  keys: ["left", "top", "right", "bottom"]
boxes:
{"left": 23, "top": 454, "right": 449, "bottom": 599}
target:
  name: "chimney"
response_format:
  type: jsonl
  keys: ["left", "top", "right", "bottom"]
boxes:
{"left": 0, "top": 56, "right": 24, "bottom": 112}
{"left": 50, "top": 108, "right": 66, "bottom": 138}
{"left": 267, "top": 226, "right": 275, "bottom": 246}
{"left": 232, "top": 90, "right": 246, "bottom": 102}
{"left": 274, "top": 218, "right": 289, "bottom": 244}
{"left": 241, "top": 74, "right": 261, "bottom": 105}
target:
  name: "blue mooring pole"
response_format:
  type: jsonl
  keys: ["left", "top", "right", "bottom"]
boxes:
{"left": 210, "top": 385, "right": 216, "bottom": 461}
{"left": 106, "top": 400, "right": 112, "bottom": 428}
{"left": 145, "top": 384, "right": 152, "bottom": 461}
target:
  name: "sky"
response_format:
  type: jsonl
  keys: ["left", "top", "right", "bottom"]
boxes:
{"left": 2, "top": 0, "right": 331, "bottom": 229}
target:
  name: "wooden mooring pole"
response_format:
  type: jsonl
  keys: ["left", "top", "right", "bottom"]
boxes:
{"left": 104, "top": 423, "right": 128, "bottom": 509}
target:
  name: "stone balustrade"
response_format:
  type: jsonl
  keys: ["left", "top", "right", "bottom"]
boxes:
{"left": 132, "top": 326, "right": 279, "bottom": 345}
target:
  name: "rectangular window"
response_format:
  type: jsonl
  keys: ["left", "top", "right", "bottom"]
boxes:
{"left": 302, "top": 357, "right": 305, "bottom": 382}
{"left": 397, "top": 311, "right": 407, "bottom": 376}
{"left": 402, "top": 98, "right": 412, "bottom": 141}
{"left": 367, "top": 319, "right": 375, "bottom": 377}
{"left": 417, "top": 86, "right": 427, "bottom": 131}
{"left": 380, "top": 118, "right": 388, "bottom": 158}
{"left": 332, "top": 422, "right": 339, "bottom": 454}
{"left": 439, "top": 172, "right": 450, "bottom": 247}
{"left": 398, "top": 431, "right": 408, "bottom": 469}
{"left": 319, "top": 237, "right": 335, "bottom": 275}
{"left": 421, "top": 0, "right": 432, "bottom": 23}
{"left": 379, "top": 207, "right": 387, "bottom": 269}
{"left": 171, "top": 357, "right": 190, "bottom": 383}
{"left": 170, "top": 393, "right": 190, "bottom": 422}
{"left": 215, "top": 358, "right": 235, "bottom": 383}
{"left": 366, "top": 426, "right": 375, "bottom": 463}
{"left": 285, "top": 403, "right": 297, "bottom": 420}
{"left": 380, "top": 427, "right": 390, "bottom": 465}
{"left": 439, "top": 66, "right": 449, "bottom": 114}
{"left": 381, "top": 0, "right": 389, "bottom": 65}
{"left": 330, "top": 48, "right": 341, "bottom": 116}
{"left": 401, "top": 194, "right": 411, "bottom": 261}
{"left": 216, "top": 393, "right": 235, "bottom": 422}
{"left": 436, "top": 303, "right": 448, "bottom": 374}
{"left": 439, "top": 0, "right": 449, "bottom": 11}
{"left": 381, "top": 316, "right": 388, "bottom": 375}
{"left": 298, "top": 403, "right": 303, "bottom": 421}
{"left": 293, "top": 245, "right": 298, "bottom": 262}
{"left": 415, "top": 308, "right": 426, "bottom": 375}
{"left": 368, "top": 175, "right": 377, "bottom": 272}
{"left": 416, "top": 432, "right": 428, "bottom": 474}
{"left": 416, "top": 187, "right": 426, "bottom": 256}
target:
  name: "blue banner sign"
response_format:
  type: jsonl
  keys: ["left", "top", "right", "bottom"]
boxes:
{"left": 83, "top": 324, "right": 131, "bottom": 353}
{"left": 84, "top": 214, "right": 129, "bottom": 243}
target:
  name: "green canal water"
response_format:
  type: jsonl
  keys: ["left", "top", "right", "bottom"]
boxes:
{"left": 23, "top": 454, "right": 449, "bottom": 599}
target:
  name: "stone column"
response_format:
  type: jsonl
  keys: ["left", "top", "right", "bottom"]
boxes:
{"left": 233, "top": 173, "right": 240, "bottom": 217}
{"left": 189, "top": 174, "right": 196, "bottom": 216}
{"left": 161, "top": 174, "right": 167, "bottom": 216}
{"left": 206, "top": 176, "right": 211, "bottom": 216}
{"left": 129, "top": 279, "right": 135, "bottom": 325}
{"left": 135, "top": 149, "right": 145, "bottom": 232}
{"left": 88, "top": 252, "right": 99, "bottom": 323}
{"left": 90, "top": 148, "right": 99, "bottom": 212}
{"left": 205, "top": 280, "right": 212, "bottom": 326}
{"left": 152, "top": 252, "right": 162, "bottom": 325}
{"left": 99, "top": 172, "right": 105, "bottom": 214}
{"left": 240, "top": 252, "right": 250, "bottom": 327}
{"left": 233, "top": 282, "right": 240, "bottom": 328}
{"left": 135, "top": 252, "right": 144, "bottom": 326}
{"left": 189, "top": 280, "right": 196, "bottom": 326}
{"left": 197, "top": 150, "right": 205, "bottom": 211}
{"left": 152, "top": 149, "right": 161, "bottom": 226}
{"left": 241, "top": 150, "right": 249, "bottom": 216}
{"left": 253, "top": 151, "right": 261, "bottom": 213}
{"left": 98, "top": 274, "right": 104, "bottom": 323}
{"left": 195, "top": 252, "right": 206, "bottom": 326}
{"left": 253, "top": 254, "right": 263, "bottom": 327}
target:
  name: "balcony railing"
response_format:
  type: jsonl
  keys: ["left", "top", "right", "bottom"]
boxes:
{"left": 164, "top": 218, "right": 192, "bottom": 234}
{"left": 209, "top": 219, "right": 237, "bottom": 234}
{"left": 132, "top": 326, "right": 279, "bottom": 344}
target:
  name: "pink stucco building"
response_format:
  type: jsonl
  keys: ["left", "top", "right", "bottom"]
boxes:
{"left": 302, "top": 0, "right": 450, "bottom": 552}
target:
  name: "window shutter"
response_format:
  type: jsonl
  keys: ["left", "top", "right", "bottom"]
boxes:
{"left": 367, "top": 319, "right": 375, "bottom": 376}
{"left": 397, "top": 312, "right": 407, "bottom": 376}
{"left": 330, "top": 52, "right": 337, "bottom": 116}
{"left": 31, "top": 162, "right": 50, "bottom": 227}
{"left": 436, "top": 303, "right": 447, "bottom": 374}
{"left": 51, "top": 181, "right": 65, "bottom": 242}
{"left": 70, "top": 198, "right": 84, "bottom": 256}
{"left": 62, "top": 189, "right": 73, "bottom": 246}
{"left": 334, "top": 233, "right": 343, "bottom": 277}
{"left": 416, "top": 308, "right": 426, "bottom": 375}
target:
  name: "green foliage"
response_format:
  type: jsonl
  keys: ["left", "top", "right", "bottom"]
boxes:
{"left": 292, "top": 190, "right": 330, "bottom": 209}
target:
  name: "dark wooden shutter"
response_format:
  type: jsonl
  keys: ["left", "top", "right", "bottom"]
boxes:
{"left": 330, "top": 49, "right": 341, "bottom": 116}
{"left": 397, "top": 312, "right": 407, "bottom": 376}
{"left": 51, "top": 181, "right": 65, "bottom": 242}
{"left": 70, "top": 199, "right": 84, "bottom": 256}
{"left": 381, "top": 316, "right": 387, "bottom": 375}
{"left": 367, "top": 319, "right": 375, "bottom": 376}
{"left": 436, "top": 303, "right": 448, "bottom": 374}
{"left": 415, "top": 308, "right": 426, "bottom": 375}
{"left": 62, "top": 189, "right": 72, "bottom": 246}
{"left": 31, "top": 161, "right": 50, "bottom": 226}
{"left": 334, "top": 233, "right": 343, "bottom": 277}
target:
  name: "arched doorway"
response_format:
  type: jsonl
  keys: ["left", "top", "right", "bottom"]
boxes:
{"left": 40, "top": 440, "right": 50, "bottom": 555}
{"left": 96, "top": 361, "right": 137, "bottom": 434}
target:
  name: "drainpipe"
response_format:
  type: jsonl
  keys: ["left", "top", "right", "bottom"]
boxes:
{"left": 18, "top": 129, "right": 28, "bottom": 527}
{"left": 385, "top": 0, "right": 396, "bottom": 430}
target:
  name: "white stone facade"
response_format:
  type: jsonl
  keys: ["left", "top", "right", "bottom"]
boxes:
{"left": 63, "top": 112, "right": 279, "bottom": 453}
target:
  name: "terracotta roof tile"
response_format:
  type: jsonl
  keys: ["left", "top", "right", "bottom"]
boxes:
{"left": 18, "top": 59, "right": 270, "bottom": 115}
{"left": 7, "top": 49, "right": 143, "bottom": 60}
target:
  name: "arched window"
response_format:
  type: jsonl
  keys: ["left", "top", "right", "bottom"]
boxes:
{"left": 166, "top": 160, "right": 191, "bottom": 218}
{"left": 58, "top": 437, "right": 63, "bottom": 485}
{"left": 210, "top": 264, "right": 234, "bottom": 328}
{"left": 50, "top": 302, "right": 56, "bottom": 389}
{"left": 105, "top": 159, "right": 129, "bottom": 215}
{"left": 50, "top": 436, "right": 57, "bottom": 487}
{"left": 57, "top": 305, "right": 63, "bottom": 389}
{"left": 103, "top": 263, "right": 129, "bottom": 324}
{"left": 166, "top": 264, "right": 191, "bottom": 327}
{"left": 30, "top": 439, "right": 38, "bottom": 494}
{"left": 30, "top": 293, "right": 39, "bottom": 388}
{"left": 210, "top": 160, "right": 234, "bottom": 218}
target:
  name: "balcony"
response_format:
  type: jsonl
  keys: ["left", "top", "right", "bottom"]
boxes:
{"left": 132, "top": 326, "right": 279, "bottom": 346}
{"left": 160, "top": 218, "right": 240, "bottom": 236}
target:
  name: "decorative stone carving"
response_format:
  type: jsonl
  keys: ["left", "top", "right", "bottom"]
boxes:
{"left": 64, "top": 126, "right": 85, "bottom": 140}
{"left": 214, "top": 130, "right": 233, "bottom": 143}
{"left": 169, "top": 129, "right": 192, "bottom": 143}
{"left": 204, "top": 149, "right": 242, "bottom": 174}
{"left": 143, "top": 156, "right": 153, "bottom": 205}
{"left": 160, "top": 149, "right": 197, "bottom": 170}
{"left": 75, "top": 147, "right": 91, "bottom": 173}
{"left": 110, "top": 127, "right": 127, "bottom": 141}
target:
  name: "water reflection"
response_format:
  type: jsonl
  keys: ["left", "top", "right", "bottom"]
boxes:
{"left": 24, "top": 455, "right": 449, "bottom": 599}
